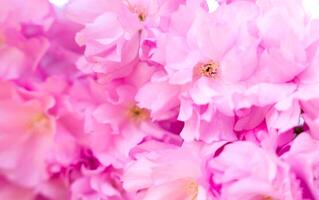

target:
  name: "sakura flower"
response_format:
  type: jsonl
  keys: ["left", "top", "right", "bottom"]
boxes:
{"left": 65, "top": 0, "right": 185, "bottom": 79}
{"left": 0, "top": 81, "right": 56, "bottom": 187}
{"left": 0, "top": 0, "right": 319, "bottom": 198}
{"left": 283, "top": 133, "right": 319, "bottom": 199}
{"left": 153, "top": 0, "right": 259, "bottom": 85}
{"left": 209, "top": 141, "right": 303, "bottom": 200}
{"left": 0, "top": 0, "right": 54, "bottom": 80}
{"left": 123, "top": 140, "right": 226, "bottom": 200}
{"left": 91, "top": 81, "right": 170, "bottom": 166}
{"left": 49, "top": 65, "right": 171, "bottom": 168}
{"left": 135, "top": 0, "right": 260, "bottom": 142}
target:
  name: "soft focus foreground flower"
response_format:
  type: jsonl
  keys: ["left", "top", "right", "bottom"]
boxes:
{"left": 0, "top": 81, "right": 55, "bottom": 187}
{"left": 123, "top": 141, "right": 225, "bottom": 200}
{"left": 0, "top": 0, "right": 53, "bottom": 80}
{"left": 283, "top": 133, "right": 319, "bottom": 200}
{"left": 209, "top": 141, "right": 303, "bottom": 200}
{"left": 0, "top": 0, "right": 319, "bottom": 199}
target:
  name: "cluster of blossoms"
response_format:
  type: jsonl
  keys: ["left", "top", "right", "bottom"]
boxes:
{"left": 1, "top": 0, "right": 319, "bottom": 199}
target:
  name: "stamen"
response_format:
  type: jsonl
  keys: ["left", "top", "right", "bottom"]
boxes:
{"left": 124, "top": 0, "right": 147, "bottom": 22}
{"left": 28, "top": 113, "right": 52, "bottom": 134}
{"left": 138, "top": 12, "right": 146, "bottom": 22}
{"left": 198, "top": 61, "right": 219, "bottom": 79}
{"left": 185, "top": 179, "right": 199, "bottom": 200}
{"left": 132, "top": 7, "right": 147, "bottom": 22}
{"left": 127, "top": 105, "right": 149, "bottom": 122}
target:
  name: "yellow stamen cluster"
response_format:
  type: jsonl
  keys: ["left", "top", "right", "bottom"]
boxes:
{"left": 199, "top": 61, "right": 219, "bottom": 79}
{"left": 29, "top": 113, "right": 52, "bottom": 134}
{"left": 185, "top": 179, "right": 199, "bottom": 200}
{"left": 138, "top": 12, "right": 146, "bottom": 22}
{"left": 132, "top": 6, "right": 147, "bottom": 22}
{"left": 124, "top": 0, "right": 147, "bottom": 22}
{"left": 127, "top": 105, "right": 149, "bottom": 122}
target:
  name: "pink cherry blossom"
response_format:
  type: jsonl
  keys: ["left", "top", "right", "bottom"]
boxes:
{"left": 0, "top": 0, "right": 53, "bottom": 80}
{"left": 123, "top": 140, "right": 226, "bottom": 200}
{"left": 0, "top": 0, "right": 319, "bottom": 199}
{"left": 209, "top": 141, "right": 303, "bottom": 200}
{"left": 0, "top": 81, "right": 55, "bottom": 187}
{"left": 283, "top": 133, "right": 319, "bottom": 199}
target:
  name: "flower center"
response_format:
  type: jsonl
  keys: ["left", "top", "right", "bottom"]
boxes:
{"left": 198, "top": 61, "right": 219, "bottom": 79}
{"left": 125, "top": 0, "right": 147, "bottom": 22}
{"left": 137, "top": 12, "right": 146, "bottom": 22}
{"left": 127, "top": 105, "right": 149, "bottom": 122}
{"left": 184, "top": 179, "right": 199, "bottom": 200}
{"left": 28, "top": 113, "right": 52, "bottom": 134}
{"left": 131, "top": 6, "right": 147, "bottom": 22}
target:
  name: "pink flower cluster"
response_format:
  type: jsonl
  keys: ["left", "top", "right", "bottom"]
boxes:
{"left": 1, "top": 0, "right": 319, "bottom": 199}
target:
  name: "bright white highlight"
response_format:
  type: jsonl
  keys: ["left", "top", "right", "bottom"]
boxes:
{"left": 303, "top": 0, "right": 319, "bottom": 19}
{"left": 49, "top": 0, "right": 69, "bottom": 7}
{"left": 206, "top": 0, "right": 219, "bottom": 12}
